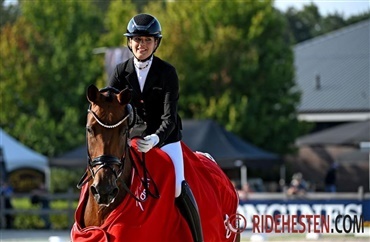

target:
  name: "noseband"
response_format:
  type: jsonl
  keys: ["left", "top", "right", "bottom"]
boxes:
{"left": 88, "top": 155, "right": 123, "bottom": 180}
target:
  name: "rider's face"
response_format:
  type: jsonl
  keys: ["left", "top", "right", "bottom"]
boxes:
{"left": 129, "top": 36, "right": 157, "bottom": 61}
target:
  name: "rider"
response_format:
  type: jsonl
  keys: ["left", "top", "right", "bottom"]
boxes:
{"left": 108, "top": 13, "right": 203, "bottom": 242}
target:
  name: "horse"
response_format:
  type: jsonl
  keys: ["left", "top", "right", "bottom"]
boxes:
{"left": 71, "top": 85, "right": 241, "bottom": 242}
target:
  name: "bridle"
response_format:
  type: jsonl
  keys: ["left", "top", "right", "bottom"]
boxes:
{"left": 77, "top": 101, "right": 159, "bottom": 203}
{"left": 77, "top": 105, "right": 130, "bottom": 189}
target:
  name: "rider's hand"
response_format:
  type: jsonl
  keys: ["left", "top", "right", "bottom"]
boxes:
{"left": 137, "top": 134, "right": 159, "bottom": 153}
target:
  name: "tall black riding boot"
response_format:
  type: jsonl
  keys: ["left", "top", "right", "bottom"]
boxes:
{"left": 175, "top": 180, "right": 204, "bottom": 242}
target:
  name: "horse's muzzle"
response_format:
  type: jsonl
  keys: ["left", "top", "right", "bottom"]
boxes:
{"left": 90, "top": 183, "right": 119, "bottom": 206}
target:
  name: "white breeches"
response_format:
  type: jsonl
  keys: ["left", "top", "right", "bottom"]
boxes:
{"left": 160, "top": 141, "right": 184, "bottom": 197}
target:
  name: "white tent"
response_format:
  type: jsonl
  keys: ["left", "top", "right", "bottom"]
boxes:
{"left": 0, "top": 128, "right": 49, "bottom": 181}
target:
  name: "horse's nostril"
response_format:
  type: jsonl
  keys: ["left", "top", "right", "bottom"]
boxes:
{"left": 111, "top": 187, "right": 118, "bottom": 198}
{"left": 90, "top": 184, "right": 118, "bottom": 204}
{"left": 90, "top": 185, "right": 98, "bottom": 195}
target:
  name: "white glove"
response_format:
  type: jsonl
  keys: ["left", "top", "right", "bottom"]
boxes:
{"left": 137, "top": 134, "right": 159, "bottom": 153}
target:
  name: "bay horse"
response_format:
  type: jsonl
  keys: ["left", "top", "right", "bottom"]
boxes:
{"left": 71, "top": 85, "right": 240, "bottom": 242}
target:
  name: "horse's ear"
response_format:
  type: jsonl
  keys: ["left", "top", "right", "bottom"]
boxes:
{"left": 87, "top": 85, "right": 99, "bottom": 103}
{"left": 117, "top": 88, "right": 131, "bottom": 105}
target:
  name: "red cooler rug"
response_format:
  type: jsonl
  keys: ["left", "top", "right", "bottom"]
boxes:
{"left": 71, "top": 138, "right": 239, "bottom": 242}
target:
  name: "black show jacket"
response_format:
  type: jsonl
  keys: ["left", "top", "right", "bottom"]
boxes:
{"left": 108, "top": 56, "right": 182, "bottom": 147}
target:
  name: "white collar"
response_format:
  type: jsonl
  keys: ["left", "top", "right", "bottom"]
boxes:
{"left": 134, "top": 56, "right": 153, "bottom": 70}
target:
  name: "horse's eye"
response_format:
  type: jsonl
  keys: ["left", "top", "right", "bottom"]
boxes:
{"left": 86, "top": 126, "right": 93, "bottom": 134}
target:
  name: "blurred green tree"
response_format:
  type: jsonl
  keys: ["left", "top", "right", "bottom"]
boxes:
{"left": 283, "top": 2, "right": 369, "bottom": 44}
{"left": 0, "top": 0, "right": 104, "bottom": 156}
{"left": 93, "top": 0, "right": 136, "bottom": 87}
{"left": 285, "top": 3, "right": 323, "bottom": 43}
{"left": 99, "top": 0, "right": 136, "bottom": 47}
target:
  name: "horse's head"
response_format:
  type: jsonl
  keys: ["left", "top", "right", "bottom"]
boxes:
{"left": 85, "top": 84, "right": 133, "bottom": 206}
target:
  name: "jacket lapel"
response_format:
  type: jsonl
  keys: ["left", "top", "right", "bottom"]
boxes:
{"left": 125, "top": 58, "right": 142, "bottom": 97}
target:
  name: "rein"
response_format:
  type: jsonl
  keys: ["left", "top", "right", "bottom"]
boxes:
{"left": 77, "top": 104, "right": 159, "bottom": 203}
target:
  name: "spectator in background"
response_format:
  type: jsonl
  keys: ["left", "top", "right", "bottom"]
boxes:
{"left": 231, "top": 181, "right": 251, "bottom": 203}
{"left": 0, "top": 181, "right": 14, "bottom": 229}
{"left": 287, "top": 173, "right": 308, "bottom": 197}
{"left": 239, "top": 183, "right": 253, "bottom": 202}
{"left": 31, "top": 183, "right": 51, "bottom": 229}
{"left": 325, "top": 163, "right": 338, "bottom": 192}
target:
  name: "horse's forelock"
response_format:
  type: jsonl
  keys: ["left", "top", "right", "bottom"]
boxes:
{"left": 102, "top": 90, "right": 115, "bottom": 102}
{"left": 99, "top": 87, "right": 120, "bottom": 103}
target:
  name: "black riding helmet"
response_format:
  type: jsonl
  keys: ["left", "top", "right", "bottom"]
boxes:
{"left": 124, "top": 13, "right": 162, "bottom": 57}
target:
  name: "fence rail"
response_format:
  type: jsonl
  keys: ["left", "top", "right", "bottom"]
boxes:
{"left": 0, "top": 189, "right": 79, "bottom": 229}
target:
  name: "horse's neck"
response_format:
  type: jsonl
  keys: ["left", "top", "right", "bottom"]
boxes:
{"left": 82, "top": 160, "right": 133, "bottom": 227}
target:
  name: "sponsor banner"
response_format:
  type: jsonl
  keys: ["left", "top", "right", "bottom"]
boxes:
{"left": 238, "top": 199, "right": 370, "bottom": 233}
